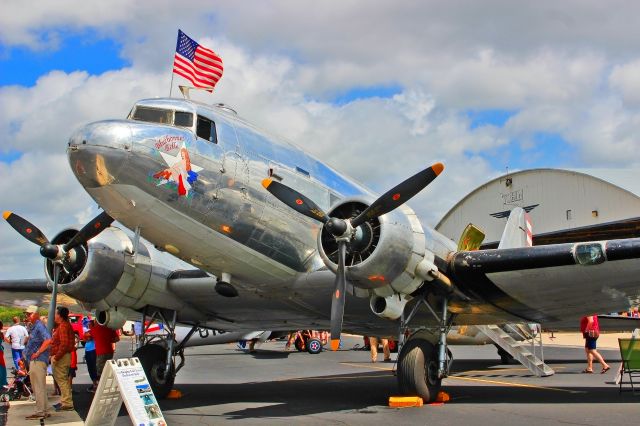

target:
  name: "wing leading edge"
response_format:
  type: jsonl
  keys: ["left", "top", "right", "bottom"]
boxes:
{"left": 448, "top": 238, "right": 640, "bottom": 324}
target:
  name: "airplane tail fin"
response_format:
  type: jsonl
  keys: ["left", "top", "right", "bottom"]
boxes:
{"left": 498, "top": 207, "right": 533, "bottom": 249}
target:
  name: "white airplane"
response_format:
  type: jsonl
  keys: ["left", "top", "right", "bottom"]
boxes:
{"left": 3, "top": 97, "right": 640, "bottom": 401}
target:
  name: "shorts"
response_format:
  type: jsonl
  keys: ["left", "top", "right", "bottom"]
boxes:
{"left": 68, "top": 367, "right": 77, "bottom": 378}
{"left": 585, "top": 337, "right": 597, "bottom": 350}
{"left": 96, "top": 353, "right": 114, "bottom": 378}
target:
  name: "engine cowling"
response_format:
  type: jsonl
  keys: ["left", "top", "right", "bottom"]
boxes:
{"left": 318, "top": 197, "right": 428, "bottom": 298}
{"left": 44, "top": 226, "right": 187, "bottom": 313}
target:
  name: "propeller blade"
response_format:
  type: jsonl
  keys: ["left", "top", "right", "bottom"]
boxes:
{"left": 351, "top": 162, "right": 444, "bottom": 228}
{"left": 329, "top": 240, "right": 347, "bottom": 351}
{"left": 63, "top": 211, "right": 114, "bottom": 251}
{"left": 47, "top": 264, "right": 60, "bottom": 333}
{"left": 262, "top": 178, "right": 329, "bottom": 224}
{"left": 3, "top": 211, "right": 49, "bottom": 246}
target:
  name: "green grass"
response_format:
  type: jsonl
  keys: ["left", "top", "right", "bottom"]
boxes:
{"left": 0, "top": 306, "right": 47, "bottom": 326}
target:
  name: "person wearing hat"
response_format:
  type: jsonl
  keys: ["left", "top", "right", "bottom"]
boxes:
{"left": 23, "top": 305, "right": 51, "bottom": 421}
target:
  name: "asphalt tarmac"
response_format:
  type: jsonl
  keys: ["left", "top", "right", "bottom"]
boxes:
{"left": 3, "top": 335, "right": 638, "bottom": 425}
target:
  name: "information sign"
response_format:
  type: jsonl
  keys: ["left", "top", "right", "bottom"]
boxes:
{"left": 85, "top": 358, "right": 167, "bottom": 426}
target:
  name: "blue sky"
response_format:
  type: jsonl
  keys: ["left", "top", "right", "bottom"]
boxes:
{"left": 1, "top": 31, "right": 127, "bottom": 87}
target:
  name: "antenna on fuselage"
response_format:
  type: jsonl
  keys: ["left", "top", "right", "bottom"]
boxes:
{"left": 178, "top": 85, "right": 192, "bottom": 99}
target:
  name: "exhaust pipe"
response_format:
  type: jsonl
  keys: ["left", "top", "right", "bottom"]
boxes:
{"left": 96, "top": 307, "right": 137, "bottom": 329}
{"left": 370, "top": 294, "right": 409, "bottom": 320}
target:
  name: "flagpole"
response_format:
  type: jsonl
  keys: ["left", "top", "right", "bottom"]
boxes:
{"left": 169, "top": 72, "right": 175, "bottom": 98}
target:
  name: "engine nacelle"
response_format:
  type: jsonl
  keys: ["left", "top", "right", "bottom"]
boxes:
{"left": 45, "top": 226, "right": 189, "bottom": 313}
{"left": 318, "top": 198, "right": 427, "bottom": 298}
{"left": 370, "top": 294, "right": 410, "bottom": 320}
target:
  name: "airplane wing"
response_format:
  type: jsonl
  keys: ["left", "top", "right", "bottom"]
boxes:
{"left": 597, "top": 315, "right": 640, "bottom": 332}
{"left": 0, "top": 278, "right": 86, "bottom": 311}
{"left": 447, "top": 238, "right": 640, "bottom": 325}
{"left": 0, "top": 278, "right": 49, "bottom": 293}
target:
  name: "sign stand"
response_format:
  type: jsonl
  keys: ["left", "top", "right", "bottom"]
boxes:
{"left": 85, "top": 358, "right": 167, "bottom": 426}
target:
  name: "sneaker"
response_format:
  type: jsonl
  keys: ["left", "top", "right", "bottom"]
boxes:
{"left": 55, "top": 405, "right": 75, "bottom": 412}
{"left": 52, "top": 403, "right": 61, "bottom": 410}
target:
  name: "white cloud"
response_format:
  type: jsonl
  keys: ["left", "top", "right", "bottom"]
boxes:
{"left": 0, "top": 152, "right": 99, "bottom": 278}
{"left": 609, "top": 60, "right": 640, "bottom": 108}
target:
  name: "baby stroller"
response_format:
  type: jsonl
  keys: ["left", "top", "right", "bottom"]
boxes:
{"left": 0, "top": 365, "right": 33, "bottom": 402}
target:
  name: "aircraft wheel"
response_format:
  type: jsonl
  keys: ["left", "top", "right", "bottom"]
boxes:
{"left": 307, "top": 338, "right": 323, "bottom": 354}
{"left": 294, "top": 337, "right": 306, "bottom": 352}
{"left": 133, "top": 344, "right": 175, "bottom": 399}
{"left": 397, "top": 339, "right": 441, "bottom": 402}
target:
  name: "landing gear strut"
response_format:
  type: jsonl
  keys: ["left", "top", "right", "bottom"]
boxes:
{"left": 397, "top": 295, "right": 454, "bottom": 402}
{"left": 133, "top": 307, "right": 198, "bottom": 398}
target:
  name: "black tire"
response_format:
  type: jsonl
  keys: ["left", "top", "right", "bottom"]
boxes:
{"left": 294, "top": 337, "right": 305, "bottom": 352}
{"left": 133, "top": 344, "right": 175, "bottom": 399}
{"left": 307, "top": 338, "right": 323, "bottom": 354}
{"left": 397, "top": 339, "right": 441, "bottom": 402}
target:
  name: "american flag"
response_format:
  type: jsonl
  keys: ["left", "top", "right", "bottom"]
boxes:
{"left": 173, "top": 30, "right": 223, "bottom": 90}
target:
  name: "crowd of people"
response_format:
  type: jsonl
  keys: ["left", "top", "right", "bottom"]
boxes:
{"left": 1, "top": 305, "right": 638, "bottom": 421}
{"left": 0, "top": 305, "right": 119, "bottom": 421}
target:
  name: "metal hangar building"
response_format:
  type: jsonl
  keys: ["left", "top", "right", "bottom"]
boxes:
{"left": 435, "top": 168, "right": 640, "bottom": 248}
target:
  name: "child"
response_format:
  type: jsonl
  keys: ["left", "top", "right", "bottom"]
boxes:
{"left": 16, "top": 359, "right": 27, "bottom": 377}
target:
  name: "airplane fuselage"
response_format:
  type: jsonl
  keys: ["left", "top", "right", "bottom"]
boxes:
{"left": 66, "top": 98, "right": 466, "bottom": 333}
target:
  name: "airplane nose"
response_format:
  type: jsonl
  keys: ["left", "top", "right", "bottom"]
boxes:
{"left": 68, "top": 120, "right": 133, "bottom": 150}
{"left": 68, "top": 120, "right": 133, "bottom": 188}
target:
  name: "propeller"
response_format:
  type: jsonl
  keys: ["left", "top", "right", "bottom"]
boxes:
{"left": 262, "top": 162, "right": 444, "bottom": 350}
{"left": 3, "top": 210, "right": 114, "bottom": 331}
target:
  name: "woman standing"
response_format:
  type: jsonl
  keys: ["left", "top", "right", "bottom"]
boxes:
{"left": 0, "top": 320, "right": 7, "bottom": 387}
{"left": 580, "top": 315, "right": 610, "bottom": 373}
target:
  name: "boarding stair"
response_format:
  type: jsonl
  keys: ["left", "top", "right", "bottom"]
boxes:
{"left": 477, "top": 323, "right": 555, "bottom": 377}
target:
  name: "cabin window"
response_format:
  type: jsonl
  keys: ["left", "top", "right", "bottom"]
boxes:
{"left": 196, "top": 115, "right": 218, "bottom": 144}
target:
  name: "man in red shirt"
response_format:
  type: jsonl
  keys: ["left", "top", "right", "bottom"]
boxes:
{"left": 90, "top": 322, "right": 119, "bottom": 380}
{"left": 49, "top": 307, "right": 76, "bottom": 411}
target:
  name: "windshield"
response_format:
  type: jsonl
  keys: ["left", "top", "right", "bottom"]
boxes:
{"left": 131, "top": 106, "right": 194, "bottom": 128}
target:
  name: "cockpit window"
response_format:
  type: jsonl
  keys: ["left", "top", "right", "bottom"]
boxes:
{"left": 132, "top": 106, "right": 172, "bottom": 124}
{"left": 196, "top": 115, "right": 218, "bottom": 144}
{"left": 131, "top": 106, "right": 194, "bottom": 128}
{"left": 174, "top": 111, "right": 194, "bottom": 127}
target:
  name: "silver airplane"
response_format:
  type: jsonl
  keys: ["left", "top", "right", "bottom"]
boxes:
{"left": 4, "top": 97, "right": 640, "bottom": 402}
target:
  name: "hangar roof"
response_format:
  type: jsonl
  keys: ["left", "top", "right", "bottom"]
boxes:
{"left": 436, "top": 168, "right": 640, "bottom": 248}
